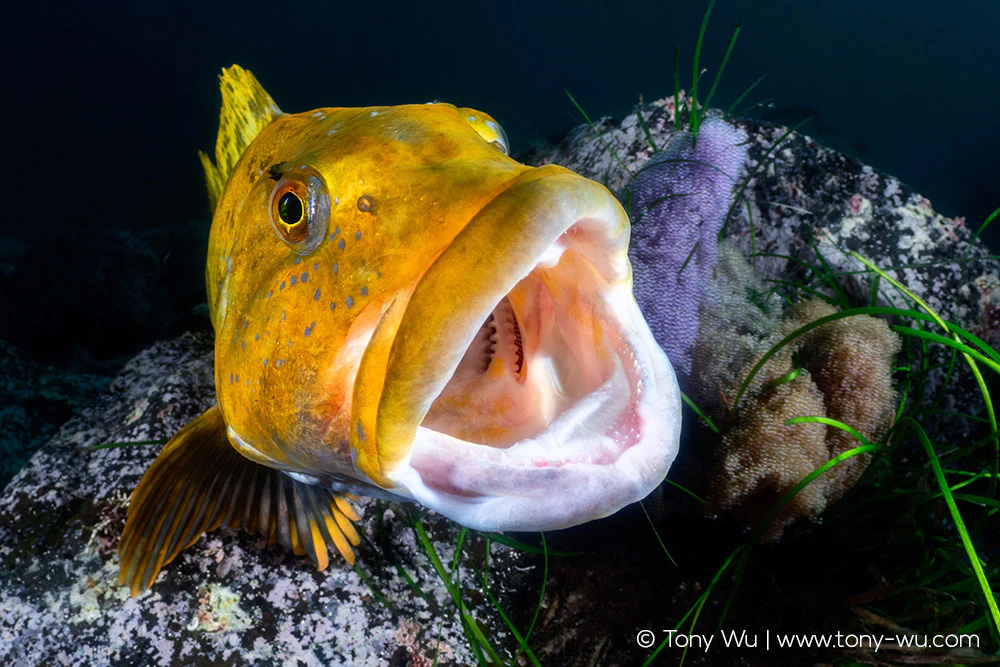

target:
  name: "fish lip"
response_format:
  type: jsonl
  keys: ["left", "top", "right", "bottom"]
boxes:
{"left": 354, "top": 166, "right": 681, "bottom": 530}
{"left": 395, "top": 283, "right": 681, "bottom": 532}
{"left": 351, "top": 164, "right": 634, "bottom": 485}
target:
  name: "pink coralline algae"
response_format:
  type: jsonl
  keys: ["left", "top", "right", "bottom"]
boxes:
{"left": 625, "top": 114, "right": 748, "bottom": 377}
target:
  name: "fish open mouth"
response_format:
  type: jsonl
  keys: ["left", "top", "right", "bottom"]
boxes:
{"left": 354, "top": 165, "right": 680, "bottom": 531}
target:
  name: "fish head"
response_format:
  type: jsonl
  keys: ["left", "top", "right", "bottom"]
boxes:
{"left": 209, "top": 90, "right": 681, "bottom": 532}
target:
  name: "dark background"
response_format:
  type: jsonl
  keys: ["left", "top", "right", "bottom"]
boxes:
{"left": 4, "top": 1, "right": 998, "bottom": 246}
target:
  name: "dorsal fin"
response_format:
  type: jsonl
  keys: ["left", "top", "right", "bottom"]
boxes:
{"left": 198, "top": 65, "right": 282, "bottom": 212}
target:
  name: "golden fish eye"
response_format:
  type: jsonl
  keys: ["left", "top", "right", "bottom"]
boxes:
{"left": 268, "top": 165, "right": 330, "bottom": 254}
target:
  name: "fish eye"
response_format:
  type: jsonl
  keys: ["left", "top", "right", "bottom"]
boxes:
{"left": 277, "top": 192, "right": 303, "bottom": 225}
{"left": 268, "top": 165, "right": 330, "bottom": 254}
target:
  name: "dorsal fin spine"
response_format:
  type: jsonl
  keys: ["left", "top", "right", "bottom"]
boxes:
{"left": 198, "top": 65, "right": 282, "bottom": 212}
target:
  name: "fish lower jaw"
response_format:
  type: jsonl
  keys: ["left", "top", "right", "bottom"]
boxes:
{"left": 389, "top": 286, "right": 681, "bottom": 533}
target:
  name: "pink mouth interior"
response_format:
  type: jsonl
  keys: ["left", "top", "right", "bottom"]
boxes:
{"left": 419, "top": 220, "right": 645, "bottom": 464}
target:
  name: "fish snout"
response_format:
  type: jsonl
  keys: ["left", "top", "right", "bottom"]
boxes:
{"left": 350, "top": 166, "right": 681, "bottom": 530}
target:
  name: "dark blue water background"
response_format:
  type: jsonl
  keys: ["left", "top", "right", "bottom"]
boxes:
{"left": 5, "top": 1, "right": 998, "bottom": 246}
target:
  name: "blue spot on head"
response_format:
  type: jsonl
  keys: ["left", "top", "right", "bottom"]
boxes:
{"left": 267, "top": 289, "right": 273, "bottom": 299}
{"left": 338, "top": 238, "right": 346, "bottom": 251}
{"left": 356, "top": 421, "right": 366, "bottom": 441}
{"left": 241, "top": 340, "right": 246, "bottom": 349}
{"left": 361, "top": 286, "right": 369, "bottom": 297}
{"left": 333, "top": 262, "right": 339, "bottom": 275}
{"left": 264, "top": 358, "right": 269, "bottom": 367}
{"left": 294, "top": 256, "right": 301, "bottom": 265}
{"left": 304, "top": 321, "right": 316, "bottom": 337}
{"left": 355, "top": 230, "right": 362, "bottom": 240}
{"left": 244, "top": 321, "right": 249, "bottom": 329}
{"left": 255, "top": 333, "right": 259, "bottom": 341}
{"left": 290, "top": 275, "right": 298, "bottom": 286}
{"left": 301, "top": 272, "right": 309, "bottom": 283}
{"left": 280, "top": 281, "right": 286, "bottom": 290}
{"left": 313, "top": 262, "right": 319, "bottom": 270}
{"left": 345, "top": 295, "right": 354, "bottom": 308}
{"left": 314, "top": 287, "right": 321, "bottom": 301}
{"left": 329, "top": 301, "right": 336, "bottom": 310}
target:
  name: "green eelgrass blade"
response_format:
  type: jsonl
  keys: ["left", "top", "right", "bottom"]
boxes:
{"left": 477, "top": 531, "right": 580, "bottom": 557}
{"left": 512, "top": 533, "right": 548, "bottom": 666}
{"left": 897, "top": 416, "right": 1000, "bottom": 637}
{"left": 702, "top": 19, "right": 743, "bottom": 113}
{"left": 689, "top": 0, "right": 716, "bottom": 143}
{"left": 413, "top": 519, "right": 502, "bottom": 666}
{"left": 641, "top": 545, "right": 747, "bottom": 667}
{"left": 678, "top": 240, "right": 700, "bottom": 275}
{"left": 640, "top": 500, "right": 678, "bottom": 567}
{"left": 636, "top": 103, "right": 658, "bottom": 153}
{"left": 664, "top": 479, "right": 709, "bottom": 505}
{"left": 729, "top": 305, "right": 1000, "bottom": 413}
{"left": 353, "top": 563, "right": 399, "bottom": 615}
{"left": 564, "top": 88, "right": 631, "bottom": 177}
{"left": 974, "top": 204, "right": 1000, "bottom": 240}
{"left": 759, "top": 351, "right": 802, "bottom": 393}
{"left": 891, "top": 327, "right": 1000, "bottom": 375}
{"left": 680, "top": 390, "right": 719, "bottom": 433}
{"left": 725, "top": 74, "right": 766, "bottom": 117}
{"left": 852, "top": 251, "right": 999, "bottom": 495}
{"left": 673, "top": 45, "right": 682, "bottom": 130}
{"left": 719, "top": 118, "right": 811, "bottom": 240}
{"left": 644, "top": 420, "right": 876, "bottom": 667}
{"left": 478, "top": 572, "right": 543, "bottom": 667}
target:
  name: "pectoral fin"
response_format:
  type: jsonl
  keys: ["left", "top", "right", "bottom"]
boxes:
{"left": 117, "top": 405, "right": 361, "bottom": 596}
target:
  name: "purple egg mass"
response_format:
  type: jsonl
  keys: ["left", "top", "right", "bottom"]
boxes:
{"left": 626, "top": 115, "right": 748, "bottom": 378}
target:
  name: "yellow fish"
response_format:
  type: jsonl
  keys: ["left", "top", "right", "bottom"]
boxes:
{"left": 118, "top": 65, "right": 681, "bottom": 596}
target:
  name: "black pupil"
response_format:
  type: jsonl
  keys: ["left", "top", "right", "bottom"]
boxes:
{"left": 278, "top": 192, "right": 303, "bottom": 225}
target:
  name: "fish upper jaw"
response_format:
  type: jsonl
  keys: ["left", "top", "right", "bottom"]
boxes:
{"left": 350, "top": 165, "right": 681, "bottom": 531}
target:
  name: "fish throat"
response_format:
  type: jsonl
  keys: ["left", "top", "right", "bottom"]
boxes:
{"left": 423, "top": 224, "right": 633, "bottom": 454}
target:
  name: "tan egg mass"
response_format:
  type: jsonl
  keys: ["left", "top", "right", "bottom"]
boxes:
{"left": 708, "top": 300, "right": 901, "bottom": 538}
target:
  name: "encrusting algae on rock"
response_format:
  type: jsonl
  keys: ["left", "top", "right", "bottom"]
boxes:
{"left": 117, "top": 65, "right": 682, "bottom": 595}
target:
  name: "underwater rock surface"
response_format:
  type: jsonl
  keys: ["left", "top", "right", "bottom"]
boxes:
{"left": 531, "top": 99, "right": 999, "bottom": 411}
{"left": 3, "top": 101, "right": 998, "bottom": 666}
{"left": 0, "top": 332, "right": 528, "bottom": 666}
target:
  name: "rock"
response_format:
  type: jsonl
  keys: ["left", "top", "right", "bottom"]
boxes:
{"left": 531, "top": 100, "right": 998, "bottom": 426}
{"left": 0, "top": 332, "right": 533, "bottom": 666}
{"left": 3, "top": 100, "right": 997, "bottom": 666}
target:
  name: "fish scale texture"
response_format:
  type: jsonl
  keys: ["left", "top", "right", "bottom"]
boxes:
{"left": 0, "top": 332, "right": 529, "bottom": 666}
{"left": 2, "top": 100, "right": 1000, "bottom": 665}
{"left": 625, "top": 115, "right": 748, "bottom": 377}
